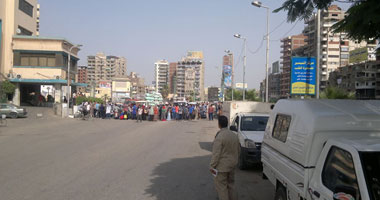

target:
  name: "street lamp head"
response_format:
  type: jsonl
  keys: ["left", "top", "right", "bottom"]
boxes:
{"left": 233, "top": 34, "right": 241, "bottom": 38}
{"left": 77, "top": 44, "right": 83, "bottom": 48}
{"left": 224, "top": 50, "right": 231, "bottom": 54}
{"left": 251, "top": 1, "right": 262, "bottom": 7}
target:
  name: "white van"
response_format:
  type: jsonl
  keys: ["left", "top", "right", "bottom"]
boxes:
{"left": 230, "top": 112, "right": 269, "bottom": 169}
{"left": 262, "top": 99, "right": 380, "bottom": 200}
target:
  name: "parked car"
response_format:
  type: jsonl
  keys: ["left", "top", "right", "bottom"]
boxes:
{"left": 0, "top": 103, "right": 27, "bottom": 118}
{"left": 230, "top": 112, "right": 269, "bottom": 169}
{"left": 262, "top": 99, "right": 380, "bottom": 200}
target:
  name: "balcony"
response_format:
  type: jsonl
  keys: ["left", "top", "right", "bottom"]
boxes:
{"left": 322, "top": 65, "right": 327, "bottom": 69}
{"left": 322, "top": 58, "right": 327, "bottom": 62}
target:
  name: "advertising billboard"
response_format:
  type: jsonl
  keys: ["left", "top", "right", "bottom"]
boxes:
{"left": 291, "top": 57, "right": 316, "bottom": 95}
{"left": 223, "top": 65, "right": 232, "bottom": 88}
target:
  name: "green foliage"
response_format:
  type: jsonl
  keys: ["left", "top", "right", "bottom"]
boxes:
{"left": 225, "top": 89, "right": 259, "bottom": 101}
{"left": 274, "top": 0, "right": 380, "bottom": 42}
{"left": 320, "top": 86, "right": 355, "bottom": 99}
{"left": 76, "top": 96, "right": 104, "bottom": 105}
{"left": 160, "top": 85, "right": 169, "bottom": 99}
{"left": 1, "top": 80, "right": 16, "bottom": 95}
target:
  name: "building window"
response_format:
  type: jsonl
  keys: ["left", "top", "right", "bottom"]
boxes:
{"left": 341, "top": 54, "right": 349, "bottom": 59}
{"left": 19, "top": 54, "right": 56, "bottom": 67}
{"left": 19, "top": 0, "right": 33, "bottom": 17}
{"left": 18, "top": 26, "right": 32, "bottom": 36}
{"left": 272, "top": 114, "right": 291, "bottom": 143}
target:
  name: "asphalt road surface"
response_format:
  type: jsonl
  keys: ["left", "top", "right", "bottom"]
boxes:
{"left": 0, "top": 117, "right": 274, "bottom": 200}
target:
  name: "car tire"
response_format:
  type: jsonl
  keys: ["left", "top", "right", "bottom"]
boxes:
{"left": 10, "top": 112, "right": 17, "bottom": 119}
{"left": 274, "top": 185, "right": 287, "bottom": 200}
{"left": 238, "top": 148, "right": 247, "bottom": 170}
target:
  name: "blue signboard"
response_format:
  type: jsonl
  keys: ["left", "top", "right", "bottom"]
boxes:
{"left": 291, "top": 57, "right": 316, "bottom": 95}
{"left": 223, "top": 65, "right": 232, "bottom": 88}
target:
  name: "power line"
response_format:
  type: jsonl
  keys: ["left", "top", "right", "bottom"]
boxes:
{"left": 270, "top": 19, "right": 302, "bottom": 41}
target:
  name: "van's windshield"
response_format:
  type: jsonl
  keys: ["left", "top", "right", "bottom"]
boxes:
{"left": 360, "top": 152, "right": 380, "bottom": 200}
{"left": 240, "top": 116, "right": 269, "bottom": 131}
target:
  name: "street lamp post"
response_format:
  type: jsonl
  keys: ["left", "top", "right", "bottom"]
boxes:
{"left": 64, "top": 43, "right": 82, "bottom": 117}
{"left": 233, "top": 34, "right": 247, "bottom": 101}
{"left": 252, "top": 1, "right": 270, "bottom": 103}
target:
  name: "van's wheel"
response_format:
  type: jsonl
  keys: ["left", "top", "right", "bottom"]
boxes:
{"left": 238, "top": 149, "right": 247, "bottom": 170}
{"left": 274, "top": 186, "right": 287, "bottom": 200}
{"left": 10, "top": 112, "right": 17, "bottom": 119}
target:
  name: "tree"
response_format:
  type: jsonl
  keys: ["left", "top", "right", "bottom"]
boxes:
{"left": 274, "top": 0, "right": 380, "bottom": 42}
{"left": 320, "top": 86, "right": 355, "bottom": 99}
{"left": 1, "top": 80, "right": 16, "bottom": 101}
{"left": 160, "top": 85, "right": 169, "bottom": 100}
{"left": 224, "top": 89, "right": 259, "bottom": 101}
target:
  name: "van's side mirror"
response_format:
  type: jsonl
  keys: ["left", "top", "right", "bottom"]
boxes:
{"left": 333, "top": 185, "right": 356, "bottom": 200}
{"left": 230, "top": 125, "right": 238, "bottom": 132}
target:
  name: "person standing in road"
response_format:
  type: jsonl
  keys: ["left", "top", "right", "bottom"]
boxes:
{"left": 208, "top": 104, "right": 214, "bottom": 121}
{"left": 137, "top": 106, "right": 143, "bottom": 123}
{"left": 210, "top": 115, "right": 240, "bottom": 200}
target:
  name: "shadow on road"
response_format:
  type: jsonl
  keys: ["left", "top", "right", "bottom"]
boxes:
{"left": 144, "top": 153, "right": 274, "bottom": 200}
{"left": 145, "top": 155, "right": 217, "bottom": 200}
{"left": 198, "top": 142, "right": 213, "bottom": 152}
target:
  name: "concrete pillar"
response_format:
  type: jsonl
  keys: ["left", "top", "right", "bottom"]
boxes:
{"left": 54, "top": 84, "right": 62, "bottom": 103}
{"left": 12, "top": 83, "right": 20, "bottom": 106}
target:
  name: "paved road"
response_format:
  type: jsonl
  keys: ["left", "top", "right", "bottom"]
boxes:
{"left": 0, "top": 118, "right": 274, "bottom": 200}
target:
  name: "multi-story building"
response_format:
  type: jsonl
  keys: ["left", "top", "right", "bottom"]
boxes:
{"left": 268, "top": 61, "right": 282, "bottom": 101}
{"left": 280, "top": 34, "right": 307, "bottom": 98}
{"left": 77, "top": 66, "right": 87, "bottom": 83}
{"left": 328, "top": 60, "right": 380, "bottom": 99}
{"left": 0, "top": 0, "right": 40, "bottom": 81}
{"left": 0, "top": 1, "right": 85, "bottom": 109}
{"left": 87, "top": 53, "right": 127, "bottom": 86}
{"left": 169, "top": 62, "right": 177, "bottom": 94}
{"left": 154, "top": 60, "right": 169, "bottom": 93}
{"left": 176, "top": 51, "right": 205, "bottom": 101}
{"left": 128, "top": 72, "right": 145, "bottom": 99}
{"left": 303, "top": 5, "right": 376, "bottom": 90}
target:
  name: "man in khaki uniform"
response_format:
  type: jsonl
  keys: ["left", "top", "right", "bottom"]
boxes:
{"left": 210, "top": 115, "right": 240, "bottom": 200}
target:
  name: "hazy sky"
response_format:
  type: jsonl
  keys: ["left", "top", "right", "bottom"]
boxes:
{"left": 39, "top": 0, "right": 313, "bottom": 89}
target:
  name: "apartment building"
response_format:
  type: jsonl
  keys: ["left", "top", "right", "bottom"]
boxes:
{"left": 0, "top": 0, "right": 40, "bottom": 81}
{"left": 268, "top": 61, "right": 281, "bottom": 101}
{"left": 279, "top": 34, "right": 307, "bottom": 98}
{"left": 303, "top": 5, "right": 376, "bottom": 90}
{"left": 176, "top": 51, "right": 205, "bottom": 101}
{"left": 154, "top": 60, "right": 169, "bottom": 93}
{"left": 328, "top": 61, "right": 380, "bottom": 99}
{"left": 87, "top": 53, "right": 127, "bottom": 86}
{"left": 77, "top": 66, "right": 87, "bottom": 83}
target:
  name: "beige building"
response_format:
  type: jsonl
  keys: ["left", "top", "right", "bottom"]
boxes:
{"left": 87, "top": 53, "right": 127, "bottom": 86}
{"left": 176, "top": 51, "right": 205, "bottom": 101}
{"left": 9, "top": 36, "right": 82, "bottom": 106}
{"left": 303, "top": 5, "right": 376, "bottom": 89}
{"left": 0, "top": 0, "right": 40, "bottom": 81}
{"left": 154, "top": 59, "right": 169, "bottom": 93}
{"left": 112, "top": 76, "right": 131, "bottom": 102}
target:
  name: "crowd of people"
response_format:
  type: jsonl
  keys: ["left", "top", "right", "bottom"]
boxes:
{"left": 78, "top": 101, "right": 223, "bottom": 122}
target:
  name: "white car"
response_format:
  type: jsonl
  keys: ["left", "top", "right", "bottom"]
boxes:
{"left": 230, "top": 112, "right": 269, "bottom": 169}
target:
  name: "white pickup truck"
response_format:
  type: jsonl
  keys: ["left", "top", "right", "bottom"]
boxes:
{"left": 262, "top": 99, "right": 380, "bottom": 200}
{"left": 230, "top": 112, "right": 269, "bottom": 169}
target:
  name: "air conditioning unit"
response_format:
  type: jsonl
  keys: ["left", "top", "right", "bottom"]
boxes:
{"left": 16, "top": 74, "right": 22, "bottom": 79}
{"left": 56, "top": 76, "right": 60, "bottom": 80}
{"left": 7, "top": 73, "right": 14, "bottom": 78}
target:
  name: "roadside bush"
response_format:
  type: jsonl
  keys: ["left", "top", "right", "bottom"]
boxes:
{"left": 75, "top": 96, "right": 104, "bottom": 105}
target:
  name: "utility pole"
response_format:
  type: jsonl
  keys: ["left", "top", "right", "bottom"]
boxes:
{"left": 316, "top": 9, "right": 321, "bottom": 99}
{"left": 243, "top": 38, "right": 247, "bottom": 101}
{"left": 265, "top": 6, "right": 270, "bottom": 103}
